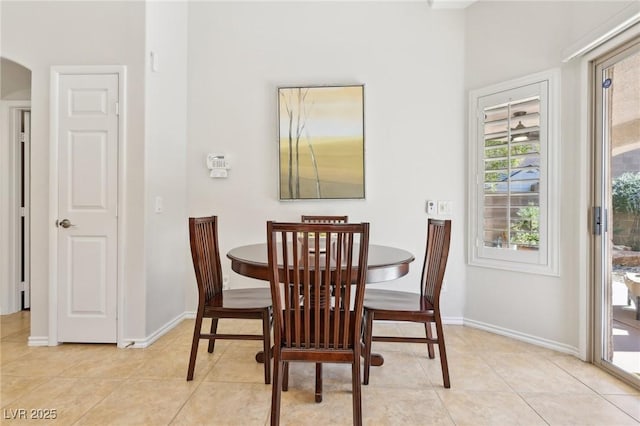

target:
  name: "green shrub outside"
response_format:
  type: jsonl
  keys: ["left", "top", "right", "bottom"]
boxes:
{"left": 612, "top": 172, "right": 640, "bottom": 251}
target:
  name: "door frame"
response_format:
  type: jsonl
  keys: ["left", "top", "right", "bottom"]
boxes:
{"left": 48, "top": 65, "right": 127, "bottom": 347}
{"left": 577, "top": 23, "right": 640, "bottom": 386}
{"left": 591, "top": 36, "right": 640, "bottom": 387}
{"left": 21, "top": 109, "right": 31, "bottom": 310}
{"left": 0, "top": 100, "right": 30, "bottom": 314}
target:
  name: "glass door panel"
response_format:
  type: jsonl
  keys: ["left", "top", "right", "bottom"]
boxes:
{"left": 594, "top": 37, "right": 640, "bottom": 385}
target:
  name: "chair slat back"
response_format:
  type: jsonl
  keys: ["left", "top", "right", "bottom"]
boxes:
{"left": 421, "top": 219, "right": 452, "bottom": 307}
{"left": 189, "top": 216, "right": 223, "bottom": 304}
{"left": 301, "top": 215, "right": 349, "bottom": 224}
{"left": 267, "top": 222, "right": 369, "bottom": 351}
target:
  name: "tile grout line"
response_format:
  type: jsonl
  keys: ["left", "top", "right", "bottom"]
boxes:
{"left": 70, "top": 378, "right": 129, "bottom": 426}
{"left": 166, "top": 376, "right": 208, "bottom": 426}
{"left": 477, "top": 348, "right": 551, "bottom": 425}
{"left": 167, "top": 334, "right": 235, "bottom": 425}
{"left": 543, "top": 353, "right": 640, "bottom": 423}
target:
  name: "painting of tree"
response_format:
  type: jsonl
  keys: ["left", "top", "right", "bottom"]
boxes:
{"left": 278, "top": 85, "right": 364, "bottom": 200}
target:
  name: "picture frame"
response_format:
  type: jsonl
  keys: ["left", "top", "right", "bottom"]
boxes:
{"left": 278, "top": 84, "right": 365, "bottom": 200}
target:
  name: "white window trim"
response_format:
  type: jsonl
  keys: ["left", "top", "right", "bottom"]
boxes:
{"left": 468, "top": 68, "right": 560, "bottom": 276}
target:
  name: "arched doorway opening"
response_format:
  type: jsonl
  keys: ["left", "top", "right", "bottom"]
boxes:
{"left": 1, "top": 57, "right": 32, "bottom": 317}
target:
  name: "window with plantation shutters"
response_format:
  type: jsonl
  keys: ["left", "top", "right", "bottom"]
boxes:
{"left": 468, "top": 70, "right": 559, "bottom": 276}
{"left": 483, "top": 97, "right": 541, "bottom": 250}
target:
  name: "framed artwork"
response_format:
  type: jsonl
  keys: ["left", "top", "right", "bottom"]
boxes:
{"left": 278, "top": 84, "right": 365, "bottom": 200}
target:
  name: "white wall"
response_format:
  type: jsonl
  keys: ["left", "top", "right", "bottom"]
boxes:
{"left": 464, "top": 1, "right": 637, "bottom": 353}
{"left": 186, "top": 2, "right": 467, "bottom": 319}
{"left": 0, "top": 100, "right": 13, "bottom": 315}
{"left": 0, "top": 1, "right": 147, "bottom": 341}
{"left": 1, "top": 58, "right": 31, "bottom": 100}
{"left": 145, "top": 1, "right": 189, "bottom": 334}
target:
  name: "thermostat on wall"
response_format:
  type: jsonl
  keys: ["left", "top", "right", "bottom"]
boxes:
{"left": 206, "top": 154, "right": 230, "bottom": 178}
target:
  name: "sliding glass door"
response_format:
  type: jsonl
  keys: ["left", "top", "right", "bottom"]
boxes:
{"left": 593, "top": 36, "right": 640, "bottom": 386}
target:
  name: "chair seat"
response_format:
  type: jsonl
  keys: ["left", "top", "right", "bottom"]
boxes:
{"left": 364, "top": 289, "right": 434, "bottom": 313}
{"left": 205, "top": 287, "right": 272, "bottom": 310}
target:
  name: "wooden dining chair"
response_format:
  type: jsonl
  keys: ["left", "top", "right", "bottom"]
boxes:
{"left": 187, "top": 216, "right": 273, "bottom": 383}
{"left": 267, "top": 221, "right": 370, "bottom": 426}
{"left": 362, "top": 219, "right": 452, "bottom": 388}
{"left": 300, "top": 214, "right": 348, "bottom": 401}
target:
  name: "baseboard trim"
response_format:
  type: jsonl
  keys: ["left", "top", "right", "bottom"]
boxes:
{"left": 132, "top": 312, "right": 465, "bottom": 346}
{"left": 27, "top": 336, "right": 49, "bottom": 347}
{"left": 29, "top": 311, "right": 579, "bottom": 356}
{"left": 442, "top": 315, "right": 464, "bottom": 325}
{"left": 463, "top": 318, "right": 580, "bottom": 357}
{"left": 120, "top": 312, "right": 187, "bottom": 348}
{"left": 28, "top": 312, "right": 196, "bottom": 349}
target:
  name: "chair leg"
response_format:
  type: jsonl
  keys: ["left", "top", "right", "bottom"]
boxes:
{"left": 362, "top": 309, "right": 373, "bottom": 385}
{"left": 315, "top": 363, "right": 323, "bottom": 403}
{"left": 282, "top": 362, "right": 289, "bottom": 391}
{"left": 262, "top": 308, "right": 272, "bottom": 384}
{"left": 271, "top": 355, "right": 283, "bottom": 426}
{"left": 208, "top": 318, "right": 219, "bottom": 353}
{"left": 187, "top": 313, "right": 203, "bottom": 381}
{"left": 425, "top": 321, "right": 435, "bottom": 359}
{"left": 434, "top": 314, "right": 450, "bottom": 388}
{"left": 352, "top": 357, "right": 363, "bottom": 426}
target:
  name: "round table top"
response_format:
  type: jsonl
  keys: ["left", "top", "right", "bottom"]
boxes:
{"left": 227, "top": 243, "right": 415, "bottom": 283}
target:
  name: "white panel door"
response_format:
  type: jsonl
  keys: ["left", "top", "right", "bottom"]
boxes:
{"left": 57, "top": 73, "right": 118, "bottom": 343}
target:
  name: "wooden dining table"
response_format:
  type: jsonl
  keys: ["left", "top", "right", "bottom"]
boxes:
{"left": 227, "top": 243, "right": 415, "bottom": 366}
{"left": 228, "top": 242, "right": 414, "bottom": 283}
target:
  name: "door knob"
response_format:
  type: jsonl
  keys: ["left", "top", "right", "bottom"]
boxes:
{"left": 56, "top": 219, "right": 76, "bottom": 229}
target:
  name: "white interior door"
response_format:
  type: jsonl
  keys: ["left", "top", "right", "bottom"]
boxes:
{"left": 56, "top": 73, "right": 119, "bottom": 343}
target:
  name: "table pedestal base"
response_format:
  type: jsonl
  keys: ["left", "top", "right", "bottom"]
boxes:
{"left": 368, "top": 353, "right": 384, "bottom": 366}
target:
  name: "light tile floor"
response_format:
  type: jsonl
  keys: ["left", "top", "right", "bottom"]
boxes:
{"left": 1, "top": 311, "right": 639, "bottom": 425}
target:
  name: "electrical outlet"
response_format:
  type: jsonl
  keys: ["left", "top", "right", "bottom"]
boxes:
{"left": 222, "top": 276, "right": 230, "bottom": 290}
{"left": 154, "top": 196, "right": 163, "bottom": 213}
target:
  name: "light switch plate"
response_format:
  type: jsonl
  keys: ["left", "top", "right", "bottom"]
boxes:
{"left": 437, "top": 200, "right": 452, "bottom": 215}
